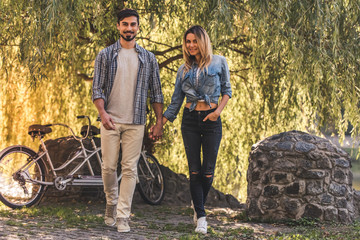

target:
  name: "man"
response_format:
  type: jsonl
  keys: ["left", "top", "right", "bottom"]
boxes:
{"left": 92, "top": 8, "right": 163, "bottom": 233}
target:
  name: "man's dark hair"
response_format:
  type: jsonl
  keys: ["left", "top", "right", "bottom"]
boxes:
{"left": 117, "top": 8, "right": 139, "bottom": 25}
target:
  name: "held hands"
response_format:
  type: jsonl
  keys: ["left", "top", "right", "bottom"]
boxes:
{"left": 203, "top": 111, "right": 220, "bottom": 122}
{"left": 149, "top": 123, "right": 163, "bottom": 141}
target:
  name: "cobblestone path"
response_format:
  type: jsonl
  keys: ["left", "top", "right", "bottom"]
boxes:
{"left": 0, "top": 201, "right": 285, "bottom": 240}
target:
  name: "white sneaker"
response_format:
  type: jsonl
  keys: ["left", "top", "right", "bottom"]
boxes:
{"left": 191, "top": 201, "right": 197, "bottom": 225}
{"left": 195, "top": 216, "right": 207, "bottom": 234}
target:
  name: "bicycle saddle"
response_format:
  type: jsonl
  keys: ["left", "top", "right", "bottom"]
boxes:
{"left": 28, "top": 124, "right": 52, "bottom": 136}
{"left": 81, "top": 125, "right": 100, "bottom": 137}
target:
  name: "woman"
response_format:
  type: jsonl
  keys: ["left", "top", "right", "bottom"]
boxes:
{"left": 159, "top": 25, "right": 232, "bottom": 234}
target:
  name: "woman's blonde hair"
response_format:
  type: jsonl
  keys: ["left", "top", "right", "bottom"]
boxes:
{"left": 182, "top": 25, "right": 213, "bottom": 74}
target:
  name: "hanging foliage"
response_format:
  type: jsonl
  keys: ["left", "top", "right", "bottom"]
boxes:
{"left": 0, "top": 0, "right": 359, "bottom": 201}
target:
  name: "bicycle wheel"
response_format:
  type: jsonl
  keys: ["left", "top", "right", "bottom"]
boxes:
{"left": 137, "top": 152, "right": 165, "bottom": 205}
{"left": 0, "top": 146, "right": 46, "bottom": 209}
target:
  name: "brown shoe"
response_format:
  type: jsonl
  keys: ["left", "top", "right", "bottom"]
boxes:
{"left": 104, "top": 204, "right": 116, "bottom": 227}
{"left": 117, "top": 218, "right": 130, "bottom": 232}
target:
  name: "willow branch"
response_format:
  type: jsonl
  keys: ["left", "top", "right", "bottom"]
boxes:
{"left": 152, "top": 45, "right": 182, "bottom": 56}
{"left": 163, "top": 65, "right": 177, "bottom": 73}
{"left": 77, "top": 73, "right": 93, "bottom": 81}
{"left": 230, "top": 68, "right": 250, "bottom": 73}
{"left": 138, "top": 37, "right": 174, "bottom": 48}
{"left": 159, "top": 54, "right": 183, "bottom": 69}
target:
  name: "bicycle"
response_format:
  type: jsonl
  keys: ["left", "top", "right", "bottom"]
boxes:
{"left": 0, "top": 115, "right": 165, "bottom": 209}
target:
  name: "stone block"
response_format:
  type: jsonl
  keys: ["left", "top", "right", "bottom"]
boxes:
{"left": 285, "top": 181, "right": 305, "bottom": 196}
{"left": 298, "top": 159, "right": 314, "bottom": 169}
{"left": 259, "top": 142, "right": 276, "bottom": 151}
{"left": 256, "top": 158, "right": 269, "bottom": 169}
{"left": 335, "top": 158, "right": 350, "bottom": 168}
{"left": 252, "top": 151, "right": 266, "bottom": 159}
{"left": 276, "top": 141, "right": 294, "bottom": 151}
{"left": 263, "top": 185, "right": 280, "bottom": 197}
{"left": 298, "top": 134, "right": 315, "bottom": 142}
{"left": 324, "top": 207, "right": 338, "bottom": 221}
{"left": 273, "top": 159, "right": 296, "bottom": 171}
{"left": 270, "top": 172, "right": 294, "bottom": 184}
{"left": 247, "top": 199, "right": 261, "bottom": 218}
{"left": 269, "top": 150, "right": 283, "bottom": 159}
{"left": 336, "top": 147, "right": 350, "bottom": 157}
{"left": 320, "top": 194, "right": 334, "bottom": 205}
{"left": 318, "top": 142, "right": 335, "bottom": 152}
{"left": 326, "top": 152, "right": 341, "bottom": 159}
{"left": 333, "top": 169, "right": 347, "bottom": 184}
{"left": 307, "top": 151, "right": 322, "bottom": 160}
{"left": 260, "top": 198, "right": 279, "bottom": 210}
{"left": 285, "top": 182, "right": 299, "bottom": 195}
{"left": 248, "top": 186, "right": 262, "bottom": 198}
{"left": 299, "top": 170, "right": 325, "bottom": 179}
{"left": 251, "top": 170, "right": 261, "bottom": 182}
{"left": 295, "top": 141, "right": 316, "bottom": 153}
{"left": 283, "top": 199, "right": 300, "bottom": 216}
{"left": 302, "top": 204, "right": 323, "bottom": 219}
{"left": 329, "top": 183, "right": 347, "bottom": 197}
{"left": 335, "top": 198, "right": 348, "bottom": 208}
{"left": 282, "top": 135, "right": 297, "bottom": 142}
{"left": 316, "top": 157, "right": 332, "bottom": 169}
{"left": 338, "top": 209, "right": 351, "bottom": 223}
{"left": 306, "top": 181, "right": 324, "bottom": 195}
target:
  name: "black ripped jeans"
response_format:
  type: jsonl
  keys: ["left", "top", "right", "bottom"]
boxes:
{"left": 181, "top": 107, "right": 222, "bottom": 219}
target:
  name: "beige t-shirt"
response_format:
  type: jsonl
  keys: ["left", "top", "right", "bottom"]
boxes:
{"left": 107, "top": 47, "right": 139, "bottom": 124}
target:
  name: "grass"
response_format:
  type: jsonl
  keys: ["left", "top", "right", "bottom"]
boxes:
{"left": 1, "top": 202, "right": 360, "bottom": 239}
{"left": 0, "top": 202, "right": 103, "bottom": 228}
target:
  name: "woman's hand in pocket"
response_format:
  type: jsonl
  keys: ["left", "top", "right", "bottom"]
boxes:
{"left": 203, "top": 111, "right": 220, "bottom": 122}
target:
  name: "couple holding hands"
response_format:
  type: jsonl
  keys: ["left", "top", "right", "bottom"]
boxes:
{"left": 92, "top": 8, "right": 232, "bottom": 235}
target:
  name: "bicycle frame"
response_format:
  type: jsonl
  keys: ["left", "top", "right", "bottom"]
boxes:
{"left": 16, "top": 115, "right": 155, "bottom": 190}
{"left": 16, "top": 136, "right": 117, "bottom": 187}
{"left": 18, "top": 135, "right": 157, "bottom": 189}
{"left": 0, "top": 114, "right": 165, "bottom": 208}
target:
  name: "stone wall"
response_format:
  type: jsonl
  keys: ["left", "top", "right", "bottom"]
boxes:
{"left": 246, "top": 130, "right": 357, "bottom": 223}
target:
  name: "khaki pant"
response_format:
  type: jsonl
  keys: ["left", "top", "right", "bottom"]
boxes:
{"left": 101, "top": 123, "right": 145, "bottom": 218}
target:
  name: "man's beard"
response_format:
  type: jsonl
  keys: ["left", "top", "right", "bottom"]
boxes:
{"left": 120, "top": 32, "right": 136, "bottom": 42}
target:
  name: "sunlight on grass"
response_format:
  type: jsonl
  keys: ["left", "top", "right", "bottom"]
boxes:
{"left": 0, "top": 203, "right": 103, "bottom": 227}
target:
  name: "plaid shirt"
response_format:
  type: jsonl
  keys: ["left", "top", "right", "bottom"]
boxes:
{"left": 92, "top": 40, "right": 163, "bottom": 125}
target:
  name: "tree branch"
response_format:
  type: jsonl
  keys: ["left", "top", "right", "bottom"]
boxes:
{"left": 77, "top": 73, "right": 93, "bottom": 81}
{"left": 138, "top": 37, "right": 174, "bottom": 48}
{"left": 159, "top": 54, "right": 183, "bottom": 69}
{"left": 230, "top": 68, "right": 250, "bottom": 73}
{"left": 163, "top": 65, "right": 177, "bottom": 73}
{"left": 152, "top": 45, "right": 182, "bottom": 56}
{"left": 230, "top": 48, "right": 251, "bottom": 56}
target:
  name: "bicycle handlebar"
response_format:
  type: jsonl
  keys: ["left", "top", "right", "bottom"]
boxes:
{"left": 48, "top": 115, "right": 92, "bottom": 142}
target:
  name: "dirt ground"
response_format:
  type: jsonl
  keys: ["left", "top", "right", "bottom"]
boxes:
{"left": 0, "top": 200, "right": 295, "bottom": 240}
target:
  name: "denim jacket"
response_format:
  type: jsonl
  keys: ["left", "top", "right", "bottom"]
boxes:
{"left": 163, "top": 55, "right": 232, "bottom": 122}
